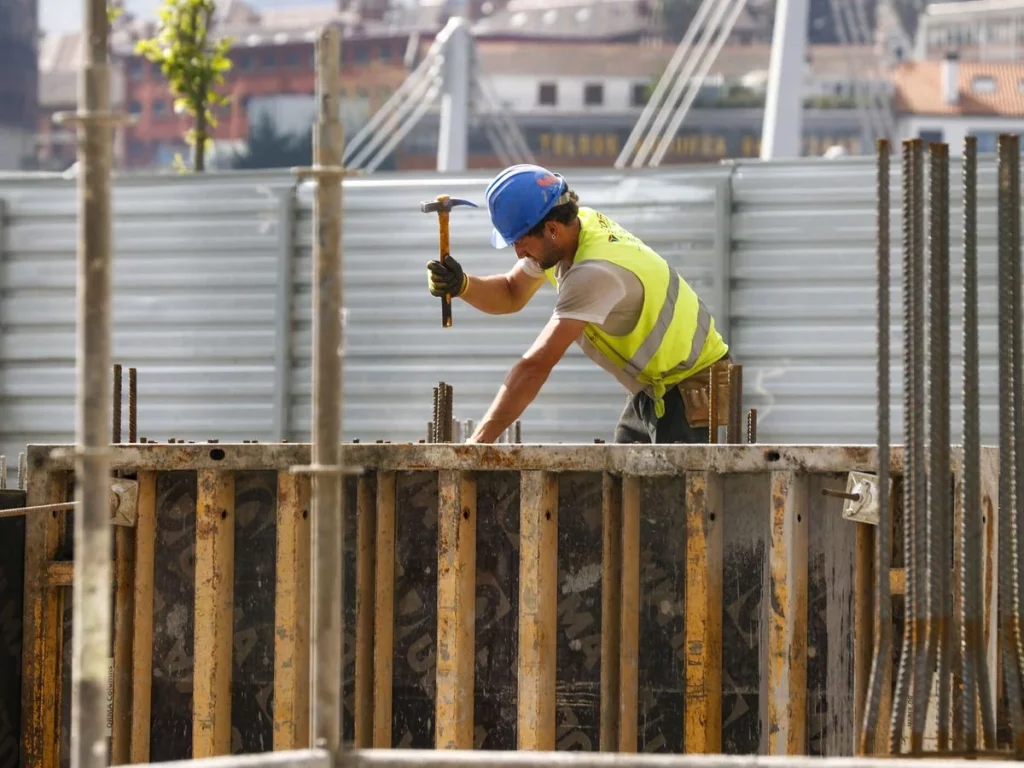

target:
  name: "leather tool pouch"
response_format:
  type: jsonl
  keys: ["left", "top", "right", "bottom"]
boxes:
{"left": 678, "top": 360, "right": 732, "bottom": 430}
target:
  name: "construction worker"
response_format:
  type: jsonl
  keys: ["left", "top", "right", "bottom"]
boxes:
{"left": 426, "top": 163, "right": 730, "bottom": 444}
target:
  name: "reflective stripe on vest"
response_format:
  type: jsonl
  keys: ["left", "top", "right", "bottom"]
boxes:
{"left": 618, "top": 269, "right": 714, "bottom": 381}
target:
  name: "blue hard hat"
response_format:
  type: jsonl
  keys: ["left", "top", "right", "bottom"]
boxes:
{"left": 484, "top": 164, "right": 568, "bottom": 249}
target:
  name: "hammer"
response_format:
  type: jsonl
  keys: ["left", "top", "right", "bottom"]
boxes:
{"left": 420, "top": 194, "right": 478, "bottom": 328}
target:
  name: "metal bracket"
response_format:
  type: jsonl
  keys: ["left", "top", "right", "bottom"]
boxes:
{"left": 839, "top": 470, "right": 892, "bottom": 526}
{"left": 109, "top": 479, "right": 138, "bottom": 527}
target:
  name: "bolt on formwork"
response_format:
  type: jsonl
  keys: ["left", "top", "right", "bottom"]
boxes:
{"left": 859, "top": 134, "right": 1024, "bottom": 757}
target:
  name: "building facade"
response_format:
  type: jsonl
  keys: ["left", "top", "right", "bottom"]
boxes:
{"left": 0, "top": 0, "right": 38, "bottom": 170}
{"left": 894, "top": 53, "right": 1024, "bottom": 150}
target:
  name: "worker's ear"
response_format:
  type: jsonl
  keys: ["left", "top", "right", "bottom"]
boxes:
{"left": 545, "top": 221, "right": 559, "bottom": 240}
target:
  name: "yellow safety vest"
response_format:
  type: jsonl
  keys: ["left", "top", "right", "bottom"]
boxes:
{"left": 544, "top": 207, "right": 729, "bottom": 417}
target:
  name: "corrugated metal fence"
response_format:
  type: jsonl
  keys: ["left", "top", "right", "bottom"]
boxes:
{"left": 0, "top": 156, "right": 1005, "bottom": 456}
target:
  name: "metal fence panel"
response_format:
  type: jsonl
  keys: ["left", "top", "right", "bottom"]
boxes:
{"left": 0, "top": 155, "right": 1007, "bottom": 456}
{"left": 287, "top": 168, "right": 730, "bottom": 444}
{"left": 0, "top": 171, "right": 293, "bottom": 459}
{"left": 728, "top": 155, "right": 1001, "bottom": 446}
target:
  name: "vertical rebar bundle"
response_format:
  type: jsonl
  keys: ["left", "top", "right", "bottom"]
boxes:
{"left": 431, "top": 383, "right": 455, "bottom": 442}
{"left": 306, "top": 26, "right": 346, "bottom": 757}
{"left": 868, "top": 132, "right": 1024, "bottom": 756}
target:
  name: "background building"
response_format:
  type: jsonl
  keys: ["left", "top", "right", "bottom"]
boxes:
{"left": 0, "top": 0, "right": 39, "bottom": 170}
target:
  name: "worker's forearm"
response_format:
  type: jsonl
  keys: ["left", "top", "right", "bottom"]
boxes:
{"left": 460, "top": 274, "right": 522, "bottom": 315}
{"left": 471, "top": 359, "right": 550, "bottom": 443}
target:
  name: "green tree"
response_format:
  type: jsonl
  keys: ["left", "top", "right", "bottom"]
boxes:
{"left": 135, "top": 0, "right": 232, "bottom": 172}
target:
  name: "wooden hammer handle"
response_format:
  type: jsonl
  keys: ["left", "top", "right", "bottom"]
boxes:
{"left": 439, "top": 209, "right": 452, "bottom": 328}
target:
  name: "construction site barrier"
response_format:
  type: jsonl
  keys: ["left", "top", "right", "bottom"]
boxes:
{"left": 11, "top": 442, "right": 999, "bottom": 768}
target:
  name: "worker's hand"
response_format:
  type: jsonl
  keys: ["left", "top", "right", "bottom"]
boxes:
{"left": 427, "top": 256, "right": 468, "bottom": 298}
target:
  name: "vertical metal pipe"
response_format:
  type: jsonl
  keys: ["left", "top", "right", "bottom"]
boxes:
{"left": 129, "top": 367, "right": 137, "bottom": 443}
{"left": 113, "top": 364, "right": 122, "bottom": 443}
{"left": 17, "top": 453, "right": 25, "bottom": 490}
{"left": 0, "top": 456, "right": 5, "bottom": 489}
{"left": 890, "top": 138, "right": 917, "bottom": 752}
{"left": 861, "top": 138, "right": 892, "bottom": 756}
{"left": 309, "top": 25, "right": 345, "bottom": 757}
{"left": 746, "top": 410, "right": 757, "bottom": 444}
{"left": 433, "top": 385, "right": 442, "bottom": 443}
{"left": 65, "top": 1, "right": 116, "bottom": 767}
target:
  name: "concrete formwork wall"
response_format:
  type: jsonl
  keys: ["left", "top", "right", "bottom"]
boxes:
{"left": 13, "top": 443, "right": 923, "bottom": 766}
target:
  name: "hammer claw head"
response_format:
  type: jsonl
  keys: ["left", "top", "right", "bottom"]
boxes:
{"left": 420, "top": 197, "right": 479, "bottom": 214}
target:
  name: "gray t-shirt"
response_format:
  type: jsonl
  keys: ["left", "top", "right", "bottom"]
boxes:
{"left": 521, "top": 256, "right": 647, "bottom": 392}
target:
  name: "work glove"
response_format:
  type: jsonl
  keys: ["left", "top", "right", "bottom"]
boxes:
{"left": 427, "top": 255, "right": 468, "bottom": 298}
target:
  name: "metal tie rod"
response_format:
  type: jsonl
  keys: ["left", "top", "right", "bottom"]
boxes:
{"left": 615, "top": 0, "right": 717, "bottom": 169}
{"left": 631, "top": 0, "right": 741, "bottom": 169}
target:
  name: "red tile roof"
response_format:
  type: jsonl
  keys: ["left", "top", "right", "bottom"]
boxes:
{"left": 894, "top": 59, "right": 1024, "bottom": 117}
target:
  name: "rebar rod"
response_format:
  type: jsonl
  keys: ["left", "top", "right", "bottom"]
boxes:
{"left": 113, "top": 364, "right": 122, "bottom": 443}
{"left": 67, "top": 1, "right": 117, "bottom": 766}
{"left": 861, "top": 138, "right": 892, "bottom": 755}
{"left": 960, "top": 135, "right": 996, "bottom": 750}
{"left": 1008, "top": 131, "right": 1024, "bottom": 753}
{"left": 890, "top": 138, "right": 918, "bottom": 752}
{"left": 929, "top": 142, "right": 952, "bottom": 752}
{"left": 129, "top": 367, "right": 137, "bottom": 443}
{"left": 997, "top": 132, "right": 1024, "bottom": 749}
{"left": 908, "top": 136, "right": 931, "bottom": 754}
{"left": 309, "top": 25, "right": 345, "bottom": 757}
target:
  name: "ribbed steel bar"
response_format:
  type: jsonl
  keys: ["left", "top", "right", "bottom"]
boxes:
{"left": 997, "top": 133, "right": 1024, "bottom": 750}
{"left": 960, "top": 136, "right": 982, "bottom": 750}
{"left": 129, "top": 367, "right": 137, "bottom": 443}
{"left": 113, "top": 364, "right": 122, "bottom": 443}
{"left": 436, "top": 387, "right": 444, "bottom": 442}
{"left": 1011, "top": 133, "right": 1024, "bottom": 709}
{"left": 861, "top": 138, "right": 893, "bottom": 756}
{"left": 890, "top": 139, "right": 916, "bottom": 751}
{"left": 908, "top": 136, "right": 931, "bottom": 754}
{"left": 309, "top": 25, "right": 346, "bottom": 757}
{"left": 930, "top": 142, "right": 952, "bottom": 752}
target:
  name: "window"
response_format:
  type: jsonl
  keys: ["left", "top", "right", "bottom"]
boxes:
{"left": 538, "top": 82, "right": 557, "bottom": 106}
{"left": 129, "top": 60, "right": 144, "bottom": 80}
{"left": 918, "top": 129, "right": 943, "bottom": 143}
{"left": 1018, "top": 78, "right": 1024, "bottom": 93}
{"left": 973, "top": 131, "right": 998, "bottom": 153}
{"left": 631, "top": 82, "right": 648, "bottom": 107}
{"left": 972, "top": 75, "right": 996, "bottom": 93}
{"left": 128, "top": 101, "right": 142, "bottom": 115}
{"left": 583, "top": 83, "right": 603, "bottom": 106}
{"left": 151, "top": 100, "right": 167, "bottom": 117}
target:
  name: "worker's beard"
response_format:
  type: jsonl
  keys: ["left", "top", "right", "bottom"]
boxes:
{"left": 533, "top": 241, "right": 566, "bottom": 271}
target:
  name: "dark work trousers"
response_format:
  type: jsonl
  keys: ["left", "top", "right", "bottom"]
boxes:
{"left": 613, "top": 385, "right": 709, "bottom": 444}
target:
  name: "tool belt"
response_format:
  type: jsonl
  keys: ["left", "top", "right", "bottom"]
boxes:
{"left": 677, "top": 357, "right": 733, "bottom": 431}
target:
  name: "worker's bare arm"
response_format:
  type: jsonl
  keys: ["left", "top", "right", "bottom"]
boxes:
{"left": 469, "top": 316, "right": 587, "bottom": 443}
{"left": 461, "top": 259, "right": 545, "bottom": 315}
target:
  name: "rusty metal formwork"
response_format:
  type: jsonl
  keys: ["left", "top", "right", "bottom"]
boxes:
{"left": 12, "top": 441, "right": 996, "bottom": 768}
